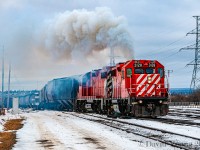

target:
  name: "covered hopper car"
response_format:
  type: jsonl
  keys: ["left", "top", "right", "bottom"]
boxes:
{"left": 39, "top": 77, "right": 79, "bottom": 110}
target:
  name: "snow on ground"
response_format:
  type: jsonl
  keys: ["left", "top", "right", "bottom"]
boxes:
{"left": 13, "top": 111, "right": 177, "bottom": 150}
{"left": 1, "top": 107, "right": 200, "bottom": 149}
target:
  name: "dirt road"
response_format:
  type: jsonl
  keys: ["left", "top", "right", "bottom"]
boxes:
{"left": 13, "top": 111, "right": 148, "bottom": 150}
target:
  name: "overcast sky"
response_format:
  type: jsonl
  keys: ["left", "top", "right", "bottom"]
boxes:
{"left": 0, "top": 0, "right": 200, "bottom": 90}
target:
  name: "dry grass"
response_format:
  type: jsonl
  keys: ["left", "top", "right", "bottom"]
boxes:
{"left": 4, "top": 119, "right": 24, "bottom": 131}
{"left": 0, "top": 119, "right": 24, "bottom": 150}
{"left": 0, "top": 132, "right": 16, "bottom": 150}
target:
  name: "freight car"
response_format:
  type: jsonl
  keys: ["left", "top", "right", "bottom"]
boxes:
{"left": 19, "top": 91, "right": 39, "bottom": 109}
{"left": 76, "top": 60, "right": 169, "bottom": 117}
{"left": 39, "top": 76, "right": 79, "bottom": 110}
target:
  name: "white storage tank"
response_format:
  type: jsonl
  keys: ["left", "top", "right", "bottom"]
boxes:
{"left": 13, "top": 97, "right": 19, "bottom": 114}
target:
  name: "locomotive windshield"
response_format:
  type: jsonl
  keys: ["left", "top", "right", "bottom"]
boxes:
{"left": 134, "top": 68, "right": 144, "bottom": 74}
{"left": 146, "top": 68, "right": 154, "bottom": 74}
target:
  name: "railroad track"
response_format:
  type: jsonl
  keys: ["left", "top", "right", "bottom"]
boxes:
{"left": 64, "top": 112, "right": 200, "bottom": 150}
{"left": 168, "top": 109, "right": 200, "bottom": 119}
{"left": 168, "top": 112, "right": 200, "bottom": 119}
{"left": 169, "top": 108, "right": 200, "bottom": 114}
{"left": 140, "top": 117, "right": 200, "bottom": 127}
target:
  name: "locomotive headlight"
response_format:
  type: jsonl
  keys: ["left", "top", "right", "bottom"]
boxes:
{"left": 159, "top": 100, "right": 162, "bottom": 103}
{"left": 147, "top": 76, "right": 152, "bottom": 83}
{"left": 139, "top": 100, "right": 143, "bottom": 104}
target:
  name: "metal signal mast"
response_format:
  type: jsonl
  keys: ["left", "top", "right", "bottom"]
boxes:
{"left": 180, "top": 16, "right": 200, "bottom": 89}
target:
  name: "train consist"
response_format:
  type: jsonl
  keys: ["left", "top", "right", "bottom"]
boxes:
{"left": 40, "top": 59, "right": 169, "bottom": 117}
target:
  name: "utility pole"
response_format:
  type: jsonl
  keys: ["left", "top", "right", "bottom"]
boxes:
{"left": 7, "top": 63, "right": 11, "bottom": 110}
{"left": 1, "top": 46, "right": 4, "bottom": 109}
{"left": 166, "top": 70, "right": 173, "bottom": 102}
{"left": 180, "top": 16, "right": 200, "bottom": 90}
{"left": 167, "top": 70, "right": 173, "bottom": 89}
{"left": 167, "top": 70, "right": 173, "bottom": 78}
{"left": 110, "top": 48, "right": 115, "bottom": 66}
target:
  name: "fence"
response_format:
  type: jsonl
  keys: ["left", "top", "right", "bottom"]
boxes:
{"left": 169, "top": 102, "right": 200, "bottom": 108}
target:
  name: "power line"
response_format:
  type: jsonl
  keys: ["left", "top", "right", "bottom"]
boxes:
{"left": 137, "top": 17, "right": 195, "bottom": 59}
{"left": 180, "top": 16, "right": 200, "bottom": 89}
{"left": 138, "top": 35, "right": 187, "bottom": 59}
{"left": 140, "top": 16, "right": 193, "bottom": 40}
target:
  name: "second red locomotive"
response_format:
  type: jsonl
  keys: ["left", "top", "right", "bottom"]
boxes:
{"left": 76, "top": 59, "right": 169, "bottom": 117}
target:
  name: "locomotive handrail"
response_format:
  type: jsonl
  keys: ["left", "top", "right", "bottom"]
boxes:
{"left": 130, "top": 83, "right": 167, "bottom": 86}
{"left": 127, "top": 84, "right": 167, "bottom": 90}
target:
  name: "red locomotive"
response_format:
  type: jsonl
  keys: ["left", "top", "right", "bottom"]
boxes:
{"left": 76, "top": 59, "right": 169, "bottom": 117}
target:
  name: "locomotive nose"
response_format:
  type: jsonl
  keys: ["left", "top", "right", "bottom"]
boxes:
{"left": 136, "top": 74, "right": 161, "bottom": 97}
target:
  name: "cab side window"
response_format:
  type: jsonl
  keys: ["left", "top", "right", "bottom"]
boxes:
{"left": 126, "top": 68, "right": 132, "bottom": 77}
{"left": 158, "top": 68, "right": 163, "bottom": 77}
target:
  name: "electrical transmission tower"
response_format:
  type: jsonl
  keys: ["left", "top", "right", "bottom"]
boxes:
{"left": 180, "top": 16, "right": 200, "bottom": 89}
